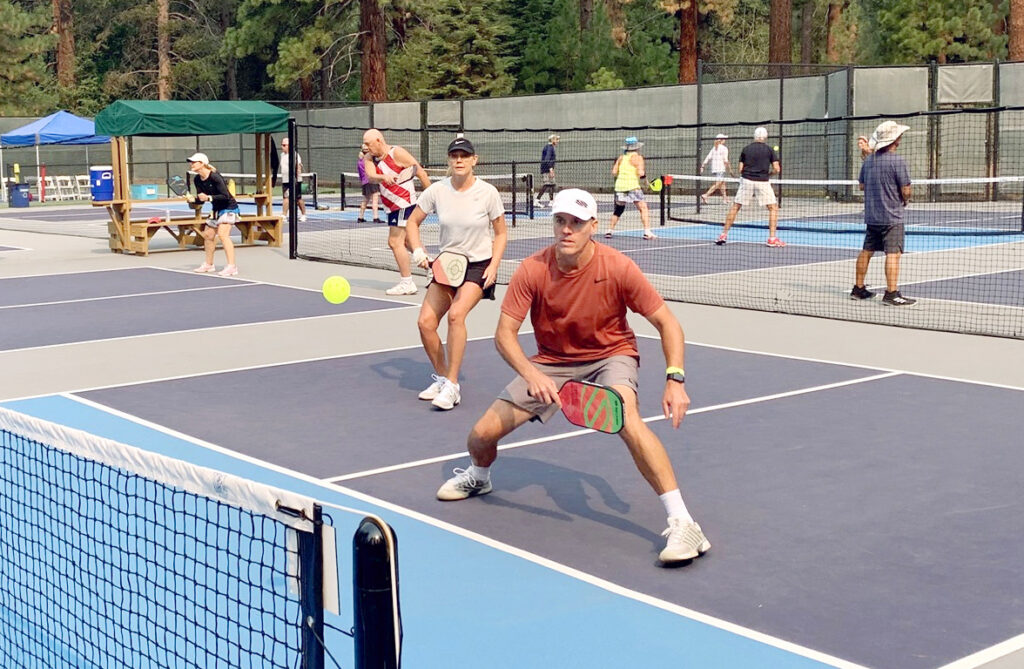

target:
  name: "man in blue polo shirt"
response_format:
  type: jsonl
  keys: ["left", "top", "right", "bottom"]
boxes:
{"left": 851, "top": 120, "right": 915, "bottom": 306}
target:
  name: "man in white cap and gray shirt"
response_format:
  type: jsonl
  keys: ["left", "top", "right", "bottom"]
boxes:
{"left": 716, "top": 126, "right": 785, "bottom": 247}
{"left": 851, "top": 120, "right": 915, "bottom": 305}
{"left": 699, "top": 133, "right": 732, "bottom": 204}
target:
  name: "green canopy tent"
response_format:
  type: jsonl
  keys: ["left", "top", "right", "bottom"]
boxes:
{"left": 93, "top": 100, "right": 289, "bottom": 254}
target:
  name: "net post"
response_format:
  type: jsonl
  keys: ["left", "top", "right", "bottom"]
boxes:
{"left": 524, "top": 173, "right": 534, "bottom": 219}
{"left": 299, "top": 503, "right": 326, "bottom": 669}
{"left": 340, "top": 172, "right": 347, "bottom": 210}
{"left": 659, "top": 174, "right": 666, "bottom": 226}
{"left": 354, "top": 516, "right": 402, "bottom": 669}
{"left": 511, "top": 161, "right": 518, "bottom": 228}
{"left": 310, "top": 171, "right": 319, "bottom": 210}
{"left": 288, "top": 118, "right": 298, "bottom": 259}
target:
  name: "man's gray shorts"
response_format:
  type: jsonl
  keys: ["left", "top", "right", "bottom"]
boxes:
{"left": 498, "top": 355, "right": 639, "bottom": 423}
{"left": 863, "top": 223, "right": 905, "bottom": 253}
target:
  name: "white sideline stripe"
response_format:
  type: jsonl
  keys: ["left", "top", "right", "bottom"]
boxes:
{"left": 56, "top": 393, "right": 867, "bottom": 669}
{"left": 936, "top": 632, "right": 1024, "bottom": 669}
{"left": 325, "top": 372, "right": 900, "bottom": 483}
{"left": 0, "top": 282, "right": 253, "bottom": 310}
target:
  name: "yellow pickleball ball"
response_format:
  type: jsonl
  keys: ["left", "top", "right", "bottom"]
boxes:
{"left": 322, "top": 275, "right": 351, "bottom": 304}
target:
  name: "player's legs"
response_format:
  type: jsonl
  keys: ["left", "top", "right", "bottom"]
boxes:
{"left": 766, "top": 203, "right": 779, "bottom": 239}
{"left": 443, "top": 282, "right": 484, "bottom": 384}
{"left": 417, "top": 282, "right": 454, "bottom": 377}
{"left": 721, "top": 202, "right": 741, "bottom": 235}
{"left": 201, "top": 226, "right": 217, "bottom": 266}
{"left": 297, "top": 193, "right": 307, "bottom": 217}
{"left": 613, "top": 385, "right": 678, "bottom": 495}
{"left": 281, "top": 191, "right": 290, "bottom": 218}
{"left": 855, "top": 249, "right": 873, "bottom": 286}
{"left": 636, "top": 200, "right": 651, "bottom": 230}
{"left": 371, "top": 192, "right": 380, "bottom": 220}
{"left": 607, "top": 200, "right": 626, "bottom": 235}
{"left": 215, "top": 222, "right": 235, "bottom": 267}
{"left": 884, "top": 251, "right": 901, "bottom": 292}
{"left": 467, "top": 399, "right": 534, "bottom": 467}
{"left": 388, "top": 227, "right": 412, "bottom": 278}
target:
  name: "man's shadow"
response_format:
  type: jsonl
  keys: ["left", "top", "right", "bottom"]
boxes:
{"left": 438, "top": 455, "right": 664, "bottom": 550}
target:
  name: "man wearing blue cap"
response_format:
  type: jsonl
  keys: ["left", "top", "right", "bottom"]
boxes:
{"left": 606, "top": 136, "right": 656, "bottom": 240}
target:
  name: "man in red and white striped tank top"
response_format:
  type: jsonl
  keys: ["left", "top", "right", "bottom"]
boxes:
{"left": 363, "top": 128, "right": 431, "bottom": 296}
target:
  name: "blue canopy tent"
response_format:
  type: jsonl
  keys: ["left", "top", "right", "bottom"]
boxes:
{"left": 1, "top": 110, "right": 110, "bottom": 202}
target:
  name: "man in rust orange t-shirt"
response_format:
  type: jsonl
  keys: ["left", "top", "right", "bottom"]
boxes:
{"left": 436, "top": 188, "right": 711, "bottom": 565}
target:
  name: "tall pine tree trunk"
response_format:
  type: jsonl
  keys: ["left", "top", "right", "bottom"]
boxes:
{"left": 678, "top": 0, "right": 697, "bottom": 84}
{"left": 580, "top": 0, "right": 594, "bottom": 31}
{"left": 1011, "top": 0, "right": 1024, "bottom": 61}
{"left": 826, "top": 2, "right": 842, "bottom": 63}
{"left": 52, "top": 0, "right": 75, "bottom": 88}
{"left": 220, "top": 2, "right": 237, "bottom": 99}
{"left": 800, "top": 0, "right": 814, "bottom": 73}
{"left": 156, "top": 0, "right": 170, "bottom": 99}
{"left": 360, "top": 0, "right": 387, "bottom": 101}
{"left": 769, "top": 0, "right": 792, "bottom": 76}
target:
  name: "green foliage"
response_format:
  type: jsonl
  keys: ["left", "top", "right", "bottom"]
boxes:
{"left": 0, "top": 0, "right": 57, "bottom": 114}
{"left": 388, "top": 0, "right": 515, "bottom": 99}
{"left": 864, "top": 0, "right": 1008, "bottom": 64}
{"left": 586, "top": 66, "right": 626, "bottom": 90}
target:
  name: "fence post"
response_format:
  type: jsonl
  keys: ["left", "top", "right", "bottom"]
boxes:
{"left": 695, "top": 59, "right": 703, "bottom": 213}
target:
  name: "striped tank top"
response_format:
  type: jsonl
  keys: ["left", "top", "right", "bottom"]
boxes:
{"left": 614, "top": 154, "right": 641, "bottom": 192}
{"left": 375, "top": 147, "right": 418, "bottom": 212}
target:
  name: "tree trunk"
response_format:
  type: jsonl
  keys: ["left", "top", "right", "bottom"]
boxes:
{"left": 1011, "top": 0, "right": 1024, "bottom": 61}
{"left": 800, "top": 0, "right": 814, "bottom": 73}
{"left": 360, "top": 0, "right": 387, "bottom": 101}
{"left": 52, "top": 0, "right": 75, "bottom": 88}
{"left": 769, "top": 0, "right": 792, "bottom": 76}
{"left": 678, "top": 1, "right": 697, "bottom": 84}
{"left": 220, "top": 2, "right": 237, "bottom": 99}
{"left": 580, "top": 0, "right": 594, "bottom": 31}
{"left": 826, "top": 2, "right": 842, "bottom": 63}
{"left": 156, "top": 0, "right": 170, "bottom": 99}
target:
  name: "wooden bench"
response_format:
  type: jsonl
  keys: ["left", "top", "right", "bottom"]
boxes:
{"left": 97, "top": 197, "right": 282, "bottom": 255}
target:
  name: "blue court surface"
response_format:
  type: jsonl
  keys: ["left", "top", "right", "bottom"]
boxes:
{"left": 5, "top": 296, "right": 1024, "bottom": 669}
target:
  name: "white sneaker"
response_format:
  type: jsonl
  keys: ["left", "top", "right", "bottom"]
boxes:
{"left": 643, "top": 230, "right": 658, "bottom": 240}
{"left": 217, "top": 264, "right": 238, "bottom": 277}
{"left": 436, "top": 468, "right": 492, "bottom": 501}
{"left": 431, "top": 379, "right": 461, "bottom": 410}
{"left": 418, "top": 374, "right": 447, "bottom": 400}
{"left": 299, "top": 214, "right": 308, "bottom": 222}
{"left": 193, "top": 263, "right": 216, "bottom": 273}
{"left": 659, "top": 518, "right": 710, "bottom": 563}
{"left": 385, "top": 280, "right": 417, "bottom": 296}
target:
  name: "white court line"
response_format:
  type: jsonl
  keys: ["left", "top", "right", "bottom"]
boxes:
{"left": 55, "top": 392, "right": 867, "bottom": 669}
{"left": 619, "top": 242, "right": 709, "bottom": 253}
{"left": 325, "top": 372, "right": 900, "bottom": 483}
{"left": 0, "top": 282, "right": 254, "bottom": 311}
{"left": 937, "top": 632, "right": 1024, "bottom": 669}
{"left": 0, "top": 265, "right": 147, "bottom": 280}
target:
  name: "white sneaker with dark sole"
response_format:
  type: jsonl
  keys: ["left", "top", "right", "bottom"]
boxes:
{"left": 436, "top": 468, "right": 493, "bottom": 501}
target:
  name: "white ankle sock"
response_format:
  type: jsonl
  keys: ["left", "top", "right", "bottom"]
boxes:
{"left": 468, "top": 464, "right": 490, "bottom": 482}
{"left": 659, "top": 489, "right": 693, "bottom": 522}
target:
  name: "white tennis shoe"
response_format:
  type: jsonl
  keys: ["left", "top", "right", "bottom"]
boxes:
{"left": 193, "top": 263, "right": 216, "bottom": 273}
{"left": 659, "top": 518, "right": 711, "bottom": 564}
{"left": 436, "top": 468, "right": 492, "bottom": 501}
{"left": 431, "top": 380, "right": 460, "bottom": 410}
{"left": 418, "top": 375, "right": 448, "bottom": 401}
{"left": 385, "top": 279, "right": 417, "bottom": 296}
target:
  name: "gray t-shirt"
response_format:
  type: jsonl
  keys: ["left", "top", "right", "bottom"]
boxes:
{"left": 416, "top": 177, "right": 504, "bottom": 262}
{"left": 859, "top": 151, "right": 910, "bottom": 226}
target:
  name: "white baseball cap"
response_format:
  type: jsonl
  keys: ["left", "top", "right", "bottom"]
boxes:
{"left": 186, "top": 152, "right": 209, "bottom": 165}
{"left": 551, "top": 188, "right": 598, "bottom": 221}
{"left": 715, "top": 133, "right": 728, "bottom": 139}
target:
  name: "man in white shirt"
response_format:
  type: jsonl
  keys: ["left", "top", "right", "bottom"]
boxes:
{"left": 279, "top": 139, "right": 307, "bottom": 223}
{"left": 699, "top": 133, "right": 732, "bottom": 204}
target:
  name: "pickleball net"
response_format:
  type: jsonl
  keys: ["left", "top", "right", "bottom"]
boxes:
{"left": 0, "top": 406, "right": 329, "bottom": 668}
{"left": 663, "top": 174, "right": 1024, "bottom": 235}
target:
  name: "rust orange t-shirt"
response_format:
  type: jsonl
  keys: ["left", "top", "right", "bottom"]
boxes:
{"left": 501, "top": 242, "right": 665, "bottom": 364}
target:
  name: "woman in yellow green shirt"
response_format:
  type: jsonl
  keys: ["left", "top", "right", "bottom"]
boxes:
{"left": 606, "top": 136, "right": 655, "bottom": 240}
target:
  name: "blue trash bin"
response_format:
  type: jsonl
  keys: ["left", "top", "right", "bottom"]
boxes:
{"left": 8, "top": 183, "right": 30, "bottom": 208}
{"left": 90, "top": 166, "right": 114, "bottom": 201}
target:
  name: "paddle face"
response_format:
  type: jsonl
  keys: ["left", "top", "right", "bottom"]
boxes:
{"left": 648, "top": 178, "right": 663, "bottom": 193}
{"left": 167, "top": 176, "right": 188, "bottom": 196}
{"left": 430, "top": 251, "right": 468, "bottom": 288}
{"left": 558, "top": 380, "right": 624, "bottom": 434}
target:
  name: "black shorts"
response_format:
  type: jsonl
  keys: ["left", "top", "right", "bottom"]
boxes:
{"left": 282, "top": 183, "right": 303, "bottom": 200}
{"left": 387, "top": 205, "right": 415, "bottom": 227}
{"left": 362, "top": 183, "right": 379, "bottom": 197}
{"left": 431, "top": 258, "right": 496, "bottom": 300}
{"left": 863, "top": 223, "right": 904, "bottom": 253}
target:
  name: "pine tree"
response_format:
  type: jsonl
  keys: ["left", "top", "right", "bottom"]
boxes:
{"left": 867, "top": 0, "right": 1007, "bottom": 64}
{"left": 0, "top": 0, "right": 56, "bottom": 114}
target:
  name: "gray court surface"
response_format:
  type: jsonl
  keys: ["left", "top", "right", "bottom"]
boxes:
{"left": 75, "top": 335, "right": 1024, "bottom": 669}
{"left": 0, "top": 267, "right": 405, "bottom": 351}
{"left": 906, "top": 268, "right": 1024, "bottom": 307}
